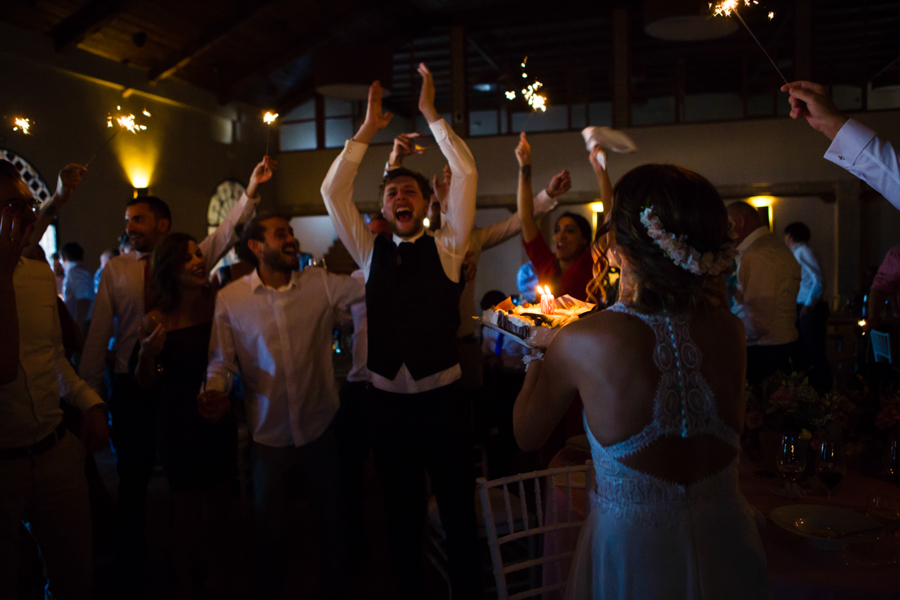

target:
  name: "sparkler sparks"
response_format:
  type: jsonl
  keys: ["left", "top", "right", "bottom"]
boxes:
{"left": 263, "top": 111, "right": 279, "bottom": 125}
{"left": 12, "top": 117, "right": 31, "bottom": 135}
{"left": 507, "top": 56, "right": 548, "bottom": 113}
{"left": 712, "top": 0, "right": 787, "bottom": 84}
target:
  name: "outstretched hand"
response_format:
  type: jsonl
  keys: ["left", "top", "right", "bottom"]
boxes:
{"left": 589, "top": 145, "right": 607, "bottom": 174}
{"left": 780, "top": 81, "right": 848, "bottom": 140}
{"left": 389, "top": 133, "right": 423, "bottom": 169}
{"left": 248, "top": 155, "right": 277, "bottom": 198}
{"left": 197, "top": 390, "right": 231, "bottom": 423}
{"left": 80, "top": 405, "right": 110, "bottom": 452}
{"left": 546, "top": 170, "right": 571, "bottom": 199}
{"left": 417, "top": 63, "right": 440, "bottom": 124}
{"left": 354, "top": 81, "right": 394, "bottom": 144}
{"left": 55, "top": 164, "right": 87, "bottom": 201}
{"left": 515, "top": 132, "right": 531, "bottom": 166}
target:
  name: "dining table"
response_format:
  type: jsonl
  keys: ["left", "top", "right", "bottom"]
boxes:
{"left": 543, "top": 439, "right": 900, "bottom": 599}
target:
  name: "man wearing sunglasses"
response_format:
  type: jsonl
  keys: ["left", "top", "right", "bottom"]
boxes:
{"left": 0, "top": 159, "right": 109, "bottom": 599}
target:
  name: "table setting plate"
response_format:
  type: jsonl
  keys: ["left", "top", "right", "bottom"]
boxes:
{"left": 770, "top": 504, "right": 885, "bottom": 550}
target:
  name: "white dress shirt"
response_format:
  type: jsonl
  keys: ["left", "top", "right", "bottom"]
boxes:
{"left": 1, "top": 258, "right": 104, "bottom": 448}
{"left": 62, "top": 262, "right": 94, "bottom": 319}
{"left": 826, "top": 119, "right": 900, "bottom": 211}
{"left": 206, "top": 268, "right": 364, "bottom": 448}
{"left": 346, "top": 269, "right": 370, "bottom": 383}
{"left": 791, "top": 242, "right": 824, "bottom": 307}
{"left": 732, "top": 227, "right": 801, "bottom": 346}
{"left": 456, "top": 190, "right": 557, "bottom": 337}
{"left": 80, "top": 191, "right": 259, "bottom": 393}
{"left": 321, "top": 118, "right": 477, "bottom": 394}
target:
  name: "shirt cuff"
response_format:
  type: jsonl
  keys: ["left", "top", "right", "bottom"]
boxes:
{"left": 69, "top": 382, "right": 105, "bottom": 414}
{"left": 429, "top": 118, "right": 450, "bottom": 144}
{"left": 342, "top": 140, "right": 368, "bottom": 165}
{"left": 825, "top": 119, "right": 876, "bottom": 167}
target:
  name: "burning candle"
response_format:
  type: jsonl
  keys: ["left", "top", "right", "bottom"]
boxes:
{"left": 537, "top": 285, "right": 556, "bottom": 315}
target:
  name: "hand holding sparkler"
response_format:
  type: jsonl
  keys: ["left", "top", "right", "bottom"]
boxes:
{"left": 388, "top": 132, "right": 423, "bottom": 170}
{"left": 55, "top": 164, "right": 87, "bottom": 202}
{"left": 515, "top": 132, "right": 531, "bottom": 167}
{"left": 780, "top": 81, "right": 849, "bottom": 141}
{"left": 247, "top": 156, "right": 277, "bottom": 199}
{"left": 353, "top": 81, "right": 393, "bottom": 145}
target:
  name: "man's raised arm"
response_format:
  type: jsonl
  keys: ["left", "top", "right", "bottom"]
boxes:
{"left": 320, "top": 82, "right": 389, "bottom": 276}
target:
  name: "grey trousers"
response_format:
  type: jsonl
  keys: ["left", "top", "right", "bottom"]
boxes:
{"left": 0, "top": 432, "right": 92, "bottom": 600}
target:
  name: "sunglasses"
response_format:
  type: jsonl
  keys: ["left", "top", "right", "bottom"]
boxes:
{"left": 2, "top": 196, "right": 40, "bottom": 213}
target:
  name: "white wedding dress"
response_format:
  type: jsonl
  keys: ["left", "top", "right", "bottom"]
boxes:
{"left": 566, "top": 303, "right": 771, "bottom": 599}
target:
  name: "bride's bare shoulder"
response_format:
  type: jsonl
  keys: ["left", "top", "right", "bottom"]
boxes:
{"left": 551, "top": 309, "right": 652, "bottom": 359}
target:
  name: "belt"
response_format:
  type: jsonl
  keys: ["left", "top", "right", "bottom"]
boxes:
{"left": 0, "top": 422, "right": 67, "bottom": 460}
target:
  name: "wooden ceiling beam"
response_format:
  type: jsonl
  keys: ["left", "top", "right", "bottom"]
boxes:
{"left": 49, "top": 0, "right": 134, "bottom": 52}
{"left": 148, "top": 0, "right": 276, "bottom": 83}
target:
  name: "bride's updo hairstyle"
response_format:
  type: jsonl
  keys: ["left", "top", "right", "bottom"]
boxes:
{"left": 609, "top": 164, "right": 731, "bottom": 315}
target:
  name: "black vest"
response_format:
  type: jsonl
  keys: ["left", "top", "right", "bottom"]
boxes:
{"left": 366, "top": 234, "right": 462, "bottom": 381}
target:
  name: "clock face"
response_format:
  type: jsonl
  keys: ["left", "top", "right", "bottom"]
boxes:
{"left": 208, "top": 179, "right": 247, "bottom": 234}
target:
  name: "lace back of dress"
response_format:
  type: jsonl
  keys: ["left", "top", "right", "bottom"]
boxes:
{"left": 605, "top": 302, "right": 739, "bottom": 454}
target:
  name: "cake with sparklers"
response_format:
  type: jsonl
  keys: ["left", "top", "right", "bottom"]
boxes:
{"left": 482, "top": 288, "right": 593, "bottom": 348}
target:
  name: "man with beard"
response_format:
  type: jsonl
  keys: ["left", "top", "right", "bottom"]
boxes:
{"left": 203, "top": 214, "right": 363, "bottom": 599}
{"left": 79, "top": 157, "right": 274, "bottom": 582}
{"left": 321, "top": 63, "right": 481, "bottom": 599}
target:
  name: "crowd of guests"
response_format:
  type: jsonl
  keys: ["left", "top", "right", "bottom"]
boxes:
{"left": 2, "top": 64, "right": 899, "bottom": 600}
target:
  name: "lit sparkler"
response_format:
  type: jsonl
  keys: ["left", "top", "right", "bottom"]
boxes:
{"left": 12, "top": 117, "right": 31, "bottom": 135}
{"left": 88, "top": 107, "right": 150, "bottom": 167}
{"left": 712, "top": 0, "right": 787, "bottom": 84}
{"left": 507, "top": 56, "right": 548, "bottom": 113}
{"left": 263, "top": 111, "right": 279, "bottom": 155}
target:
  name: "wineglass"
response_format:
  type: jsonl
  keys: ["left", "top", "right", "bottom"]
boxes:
{"left": 778, "top": 434, "right": 806, "bottom": 495}
{"left": 816, "top": 441, "right": 846, "bottom": 502}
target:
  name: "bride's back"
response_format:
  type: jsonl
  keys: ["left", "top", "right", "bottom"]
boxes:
{"left": 569, "top": 305, "right": 746, "bottom": 486}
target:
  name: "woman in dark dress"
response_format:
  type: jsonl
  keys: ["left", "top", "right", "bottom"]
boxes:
{"left": 136, "top": 232, "right": 236, "bottom": 599}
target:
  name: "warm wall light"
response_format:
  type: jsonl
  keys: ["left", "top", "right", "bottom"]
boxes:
{"left": 749, "top": 196, "right": 775, "bottom": 208}
{"left": 589, "top": 201, "right": 605, "bottom": 213}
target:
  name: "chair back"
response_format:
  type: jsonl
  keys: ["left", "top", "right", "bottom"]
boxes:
{"left": 872, "top": 330, "right": 893, "bottom": 364}
{"left": 477, "top": 465, "right": 590, "bottom": 600}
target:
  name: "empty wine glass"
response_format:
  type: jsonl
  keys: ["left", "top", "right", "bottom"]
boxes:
{"left": 778, "top": 434, "right": 806, "bottom": 494}
{"left": 816, "top": 441, "right": 846, "bottom": 502}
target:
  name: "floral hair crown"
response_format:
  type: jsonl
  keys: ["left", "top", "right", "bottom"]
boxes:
{"left": 639, "top": 206, "right": 738, "bottom": 276}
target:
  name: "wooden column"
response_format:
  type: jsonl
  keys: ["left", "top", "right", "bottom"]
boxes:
{"left": 612, "top": 7, "right": 630, "bottom": 129}
{"left": 450, "top": 24, "right": 469, "bottom": 137}
{"left": 834, "top": 180, "right": 861, "bottom": 297}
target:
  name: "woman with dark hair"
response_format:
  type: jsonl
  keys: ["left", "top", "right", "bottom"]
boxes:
{"left": 516, "top": 133, "right": 594, "bottom": 301}
{"left": 135, "top": 232, "right": 237, "bottom": 598}
{"left": 514, "top": 164, "right": 769, "bottom": 599}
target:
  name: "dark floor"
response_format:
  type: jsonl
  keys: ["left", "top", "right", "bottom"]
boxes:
{"left": 43, "top": 447, "right": 453, "bottom": 600}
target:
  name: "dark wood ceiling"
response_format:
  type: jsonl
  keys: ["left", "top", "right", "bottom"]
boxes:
{"left": 3, "top": 0, "right": 900, "bottom": 116}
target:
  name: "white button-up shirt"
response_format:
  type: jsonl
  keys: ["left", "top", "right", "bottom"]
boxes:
{"left": 80, "top": 191, "right": 259, "bottom": 393}
{"left": 732, "top": 226, "right": 801, "bottom": 346}
{"left": 1, "top": 258, "right": 103, "bottom": 448}
{"left": 791, "top": 242, "right": 824, "bottom": 307}
{"left": 345, "top": 270, "right": 370, "bottom": 383}
{"left": 62, "top": 262, "right": 94, "bottom": 318}
{"left": 206, "top": 268, "right": 364, "bottom": 448}
{"left": 320, "top": 118, "right": 477, "bottom": 394}
{"left": 826, "top": 118, "right": 900, "bottom": 211}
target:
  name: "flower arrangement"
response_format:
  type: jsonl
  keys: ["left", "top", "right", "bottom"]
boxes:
{"left": 744, "top": 370, "right": 857, "bottom": 442}
{"left": 875, "top": 388, "right": 900, "bottom": 432}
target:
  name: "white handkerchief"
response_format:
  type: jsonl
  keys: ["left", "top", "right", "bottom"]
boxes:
{"left": 581, "top": 126, "right": 638, "bottom": 155}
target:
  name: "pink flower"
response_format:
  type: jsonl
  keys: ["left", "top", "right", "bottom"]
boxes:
{"left": 770, "top": 388, "right": 794, "bottom": 406}
{"left": 875, "top": 406, "right": 900, "bottom": 430}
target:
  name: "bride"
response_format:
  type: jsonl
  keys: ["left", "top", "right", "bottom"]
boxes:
{"left": 513, "top": 164, "right": 771, "bottom": 599}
